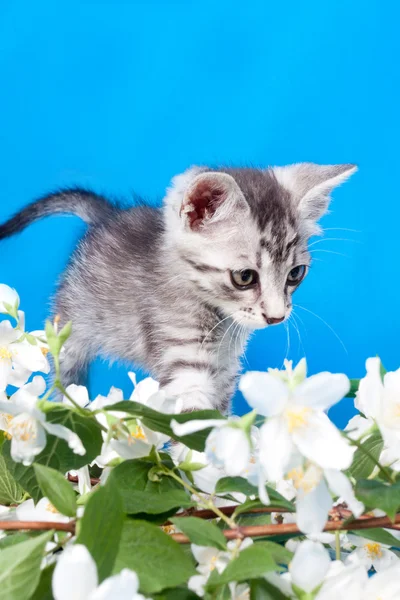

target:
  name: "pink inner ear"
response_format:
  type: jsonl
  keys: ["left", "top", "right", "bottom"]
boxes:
{"left": 181, "top": 180, "right": 226, "bottom": 230}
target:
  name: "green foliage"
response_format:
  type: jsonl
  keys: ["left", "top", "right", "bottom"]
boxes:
{"left": 113, "top": 520, "right": 196, "bottom": 594}
{"left": 351, "top": 527, "right": 400, "bottom": 547}
{"left": 206, "top": 542, "right": 288, "bottom": 589}
{"left": 355, "top": 479, "right": 400, "bottom": 520}
{"left": 348, "top": 433, "right": 384, "bottom": 479}
{"left": 171, "top": 516, "right": 228, "bottom": 550}
{"left": 33, "top": 464, "right": 76, "bottom": 517}
{"left": 347, "top": 379, "right": 360, "bottom": 398}
{"left": 76, "top": 481, "right": 125, "bottom": 581}
{"left": 104, "top": 401, "right": 225, "bottom": 451}
{"left": 108, "top": 457, "right": 194, "bottom": 514}
{"left": 250, "top": 579, "right": 291, "bottom": 599}
{"left": 0, "top": 531, "right": 52, "bottom": 600}
{"left": 0, "top": 455, "right": 25, "bottom": 505}
{"left": 215, "top": 477, "right": 295, "bottom": 513}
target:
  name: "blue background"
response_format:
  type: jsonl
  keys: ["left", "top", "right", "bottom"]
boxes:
{"left": 0, "top": 1, "right": 398, "bottom": 427}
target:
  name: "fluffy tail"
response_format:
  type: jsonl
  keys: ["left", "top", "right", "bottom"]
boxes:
{"left": 0, "top": 188, "right": 117, "bottom": 239}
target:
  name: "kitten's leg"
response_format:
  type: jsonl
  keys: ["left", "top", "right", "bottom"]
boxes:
{"left": 160, "top": 366, "right": 218, "bottom": 412}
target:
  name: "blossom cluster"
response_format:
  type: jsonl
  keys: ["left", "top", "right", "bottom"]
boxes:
{"left": 1, "top": 282, "right": 400, "bottom": 600}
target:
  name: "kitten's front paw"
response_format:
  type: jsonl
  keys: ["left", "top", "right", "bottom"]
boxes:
{"left": 175, "top": 391, "right": 214, "bottom": 412}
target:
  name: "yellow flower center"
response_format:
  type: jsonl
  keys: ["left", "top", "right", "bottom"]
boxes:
{"left": 284, "top": 407, "right": 312, "bottom": 433}
{"left": 127, "top": 424, "right": 146, "bottom": 444}
{"left": 210, "top": 555, "right": 218, "bottom": 571}
{"left": 41, "top": 347, "right": 49, "bottom": 356}
{"left": 161, "top": 525, "right": 176, "bottom": 534}
{"left": 364, "top": 542, "right": 382, "bottom": 559}
{"left": 287, "top": 465, "right": 320, "bottom": 493}
{"left": 0, "top": 347, "right": 12, "bottom": 360}
{"left": 46, "top": 502, "right": 59, "bottom": 514}
{"left": 9, "top": 417, "right": 37, "bottom": 442}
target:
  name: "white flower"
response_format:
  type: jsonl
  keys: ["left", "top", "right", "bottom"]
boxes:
{"left": 171, "top": 418, "right": 252, "bottom": 477}
{"left": 285, "top": 463, "right": 364, "bottom": 534}
{"left": 316, "top": 562, "right": 368, "bottom": 600}
{"left": 68, "top": 466, "right": 92, "bottom": 496}
{"left": 0, "top": 377, "right": 85, "bottom": 465}
{"left": 16, "top": 497, "right": 70, "bottom": 523}
{"left": 345, "top": 534, "right": 399, "bottom": 572}
{"left": 0, "top": 284, "right": 19, "bottom": 315}
{"left": 289, "top": 540, "right": 331, "bottom": 594}
{"left": 344, "top": 414, "right": 374, "bottom": 440}
{"left": 52, "top": 544, "right": 149, "bottom": 600}
{"left": 188, "top": 539, "right": 253, "bottom": 597}
{"left": 357, "top": 358, "right": 400, "bottom": 463}
{"left": 0, "top": 320, "right": 50, "bottom": 390}
{"left": 239, "top": 360, "right": 353, "bottom": 483}
{"left": 363, "top": 562, "right": 400, "bottom": 599}
{"left": 63, "top": 384, "right": 90, "bottom": 409}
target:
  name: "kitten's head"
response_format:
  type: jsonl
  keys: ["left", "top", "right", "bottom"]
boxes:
{"left": 164, "top": 163, "right": 356, "bottom": 329}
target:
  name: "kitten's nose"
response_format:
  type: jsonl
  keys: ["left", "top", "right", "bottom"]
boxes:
{"left": 263, "top": 314, "right": 285, "bottom": 325}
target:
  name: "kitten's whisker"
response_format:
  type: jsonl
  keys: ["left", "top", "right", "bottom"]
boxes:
{"left": 323, "top": 227, "right": 360, "bottom": 233}
{"left": 216, "top": 318, "right": 237, "bottom": 370}
{"left": 201, "top": 313, "right": 235, "bottom": 349}
{"left": 293, "top": 303, "right": 348, "bottom": 355}
{"left": 288, "top": 312, "right": 306, "bottom": 361}
{"left": 309, "top": 249, "right": 348, "bottom": 258}
{"left": 282, "top": 322, "right": 291, "bottom": 368}
{"left": 308, "top": 237, "right": 360, "bottom": 248}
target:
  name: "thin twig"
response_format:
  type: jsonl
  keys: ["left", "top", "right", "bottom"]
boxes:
{"left": 0, "top": 521, "right": 75, "bottom": 533}
{"left": 170, "top": 513, "right": 400, "bottom": 543}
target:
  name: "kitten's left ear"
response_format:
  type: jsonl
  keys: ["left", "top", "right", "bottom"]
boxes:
{"left": 273, "top": 163, "right": 357, "bottom": 221}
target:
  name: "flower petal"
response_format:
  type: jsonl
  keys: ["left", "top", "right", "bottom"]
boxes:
{"left": 290, "top": 540, "right": 331, "bottom": 593}
{"left": 294, "top": 373, "right": 350, "bottom": 411}
{"left": 9, "top": 416, "right": 47, "bottom": 465}
{"left": 44, "top": 421, "right": 86, "bottom": 456}
{"left": 11, "top": 342, "right": 50, "bottom": 374}
{"left": 52, "top": 544, "right": 98, "bottom": 600}
{"left": 0, "top": 320, "right": 21, "bottom": 344}
{"left": 292, "top": 412, "right": 354, "bottom": 470}
{"left": 259, "top": 418, "right": 294, "bottom": 481}
{"left": 170, "top": 418, "right": 225, "bottom": 437}
{"left": 0, "top": 358, "right": 12, "bottom": 391}
{"left": 0, "top": 284, "right": 20, "bottom": 314}
{"left": 296, "top": 477, "right": 332, "bottom": 535}
{"left": 90, "top": 569, "right": 141, "bottom": 600}
{"left": 110, "top": 438, "right": 151, "bottom": 460}
{"left": 64, "top": 384, "right": 89, "bottom": 408}
{"left": 324, "top": 469, "right": 364, "bottom": 517}
{"left": 356, "top": 357, "right": 383, "bottom": 419}
{"left": 206, "top": 427, "right": 250, "bottom": 477}
{"left": 239, "top": 372, "right": 288, "bottom": 417}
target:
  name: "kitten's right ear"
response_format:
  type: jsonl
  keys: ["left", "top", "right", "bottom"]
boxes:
{"left": 180, "top": 172, "right": 247, "bottom": 231}
{"left": 273, "top": 163, "right": 357, "bottom": 222}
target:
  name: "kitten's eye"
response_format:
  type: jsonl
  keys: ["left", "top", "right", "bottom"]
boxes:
{"left": 230, "top": 269, "right": 259, "bottom": 289}
{"left": 287, "top": 265, "right": 307, "bottom": 286}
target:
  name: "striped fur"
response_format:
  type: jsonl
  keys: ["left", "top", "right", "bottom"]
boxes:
{"left": 0, "top": 163, "right": 356, "bottom": 412}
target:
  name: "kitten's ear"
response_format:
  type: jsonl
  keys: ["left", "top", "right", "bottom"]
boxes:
{"left": 273, "top": 163, "right": 357, "bottom": 221}
{"left": 180, "top": 172, "right": 247, "bottom": 231}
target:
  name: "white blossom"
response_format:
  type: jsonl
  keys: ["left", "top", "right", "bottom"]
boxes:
{"left": 239, "top": 360, "right": 353, "bottom": 485}
{"left": 52, "top": 544, "right": 149, "bottom": 600}
{"left": 0, "top": 284, "right": 20, "bottom": 315}
{"left": 16, "top": 498, "right": 70, "bottom": 523}
{"left": 0, "top": 377, "right": 85, "bottom": 465}
{"left": 345, "top": 534, "right": 399, "bottom": 572}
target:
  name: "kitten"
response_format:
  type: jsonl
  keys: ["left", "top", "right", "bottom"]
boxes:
{"left": 0, "top": 164, "right": 356, "bottom": 412}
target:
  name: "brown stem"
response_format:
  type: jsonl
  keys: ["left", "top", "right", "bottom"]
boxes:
{"left": 0, "top": 521, "right": 75, "bottom": 533}
{"left": 67, "top": 474, "right": 100, "bottom": 486}
{"left": 170, "top": 513, "right": 400, "bottom": 544}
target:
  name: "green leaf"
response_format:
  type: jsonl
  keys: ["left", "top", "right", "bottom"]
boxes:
{"left": 351, "top": 527, "right": 400, "bottom": 547}
{"left": 0, "top": 456, "right": 25, "bottom": 504}
{"left": 113, "top": 520, "right": 196, "bottom": 594}
{"left": 215, "top": 477, "right": 295, "bottom": 512}
{"left": 207, "top": 542, "right": 279, "bottom": 589}
{"left": 0, "top": 533, "right": 31, "bottom": 550}
{"left": 250, "top": 578, "right": 291, "bottom": 599}
{"left": 355, "top": 479, "right": 400, "bottom": 520}
{"left": 171, "top": 516, "right": 227, "bottom": 550}
{"left": 3, "top": 406, "right": 102, "bottom": 502}
{"left": 347, "top": 379, "right": 360, "bottom": 398}
{"left": 0, "top": 531, "right": 52, "bottom": 600}
{"left": 348, "top": 433, "right": 384, "bottom": 480}
{"left": 76, "top": 481, "right": 125, "bottom": 581}
{"left": 108, "top": 458, "right": 194, "bottom": 514}
{"left": 58, "top": 321, "right": 72, "bottom": 347}
{"left": 30, "top": 564, "right": 55, "bottom": 600}
{"left": 154, "top": 589, "right": 201, "bottom": 600}
{"left": 33, "top": 463, "right": 76, "bottom": 517}
{"left": 104, "top": 401, "right": 225, "bottom": 452}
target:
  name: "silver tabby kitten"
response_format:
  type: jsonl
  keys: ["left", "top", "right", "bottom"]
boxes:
{"left": 0, "top": 163, "right": 356, "bottom": 412}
